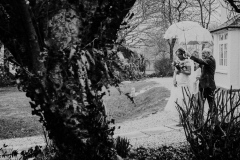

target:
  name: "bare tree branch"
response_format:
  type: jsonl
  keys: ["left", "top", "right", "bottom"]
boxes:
{"left": 224, "top": 0, "right": 240, "bottom": 13}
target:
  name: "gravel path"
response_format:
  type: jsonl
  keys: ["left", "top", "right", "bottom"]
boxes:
{"left": 0, "top": 135, "right": 45, "bottom": 153}
{"left": 113, "top": 110, "right": 178, "bottom": 134}
{"left": 130, "top": 129, "right": 186, "bottom": 148}
{"left": 0, "top": 77, "right": 187, "bottom": 151}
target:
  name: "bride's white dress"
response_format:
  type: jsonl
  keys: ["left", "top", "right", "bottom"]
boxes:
{"left": 164, "top": 58, "right": 195, "bottom": 113}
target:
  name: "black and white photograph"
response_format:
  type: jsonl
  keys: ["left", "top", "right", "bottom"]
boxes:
{"left": 0, "top": 0, "right": 240, "bottom": 159}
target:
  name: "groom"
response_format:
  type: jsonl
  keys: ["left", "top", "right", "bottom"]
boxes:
{"left": 186, "top": 48, "right": 216, "bottom": 113}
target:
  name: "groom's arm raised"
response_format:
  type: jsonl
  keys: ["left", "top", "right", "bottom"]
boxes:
{"left": 190, "top": 56, "right": 209, "bottom": 65}
{"left": 185, "top": 52, "right": 210, "bottom": 66}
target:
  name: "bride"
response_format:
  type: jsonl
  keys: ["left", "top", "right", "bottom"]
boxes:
{"left": 164, "top": 47, "right": 192, "bottom": 126}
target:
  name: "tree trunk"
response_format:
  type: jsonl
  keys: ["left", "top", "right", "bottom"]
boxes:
{"left": 19, "top": 0, "right": 44, "bottom": 74}
{"left": 169, "top": 38, "right": 176, "bottom": 62}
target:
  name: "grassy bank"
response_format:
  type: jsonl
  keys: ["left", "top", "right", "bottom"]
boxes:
{"left": 104, "top": 81, "right": 170, "bottom": 123}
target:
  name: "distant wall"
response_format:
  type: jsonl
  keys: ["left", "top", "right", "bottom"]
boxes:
{"left": 213, "top": 31, "right": 229, "bottom": 89}
{"left": 228, "top": 30, "right": 240, "bottom": 89}
{"left": 213, "top": 29, "right": 240, "bottom": 89}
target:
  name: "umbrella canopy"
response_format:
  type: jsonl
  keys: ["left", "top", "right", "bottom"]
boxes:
{"left": 163, "top": 21, "right": 201, "bottom": 39}
{"left": 178, "top": 27, "right": 213, "bottom": 45}
{"left": 163, "top": 21, "right": 213, "bottom": 44}
{"left": 187, "top": 41, "right": 200, "bottom": 45}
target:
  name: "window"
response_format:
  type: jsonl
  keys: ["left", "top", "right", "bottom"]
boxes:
{"left": 224, "top": 44, "right": 227, "bottom": 66}
{"left": 219, "top": 34, "right": 223, "bottom": 40}
{"left": 224, "top": 33, "right": 228, "bottom": 40}
{"left": 219, "top": 44, "right": 223, "bottom": 65}
{"left": 218, "top": 33, "right": 228, "bottom": 67}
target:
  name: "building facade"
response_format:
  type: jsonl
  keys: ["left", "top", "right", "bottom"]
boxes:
{"left": 211, "top": 16, "right": 240, "bottom": 89}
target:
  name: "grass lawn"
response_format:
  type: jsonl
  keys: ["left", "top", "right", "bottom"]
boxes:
{"left": 0, "top": 87, "right": 43, "bottom": 140}
{"left": 0, "top": 80, "right": 170, "bottom": 139}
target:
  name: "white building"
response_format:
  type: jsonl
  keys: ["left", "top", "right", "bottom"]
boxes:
{"left": 210, "top": 6, "right": 240, "bottom": 89}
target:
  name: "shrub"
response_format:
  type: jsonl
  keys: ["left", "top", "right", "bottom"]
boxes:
{"left": 0, "top": 144, "right": 56, "bottom": 160}
{"left": 114, "top": 136, "right": 131, "bottom": 158}
{"left": 177, "top": 87, "right": 240, "bottom": 160}
{"left": 119, "top": 55, "right": 150, "bottom": 81}
{"left": 0, "top": 127, "right": 56, "bottom": 160}
{"left": 0, "top": 66, "right": 15, "bottom": 87}
{"left": 154, "top": 58, "right": 173, "bottom": 77}
{"left": 145, "top": 72, "right": 162, "bottom": 78}
{"left": 126, "top": 145, "right": 195, "bottom": 160}
{"left": 0, "top": 144, "right": 18, "bottom": 159}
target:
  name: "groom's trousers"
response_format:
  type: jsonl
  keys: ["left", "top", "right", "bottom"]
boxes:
{"left": 200, "top": 87, "right": 215, "bottom": 109}
{"left": 199, "top": 87, "right": 217, "bottom": 123}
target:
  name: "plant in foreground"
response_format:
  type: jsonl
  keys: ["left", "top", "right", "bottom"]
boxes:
{"left": 126, "top": 145, "right": 195, "bottom": 160}
{"left": 114, "top": 136, "right": 132, "bottom": 158}
{"left": 177, "top": 87, "right": 240, "bottom": 160}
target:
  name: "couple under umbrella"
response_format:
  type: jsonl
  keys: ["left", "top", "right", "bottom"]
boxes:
{"left": 164, "top": 47, "right": 216, "bottom": 126}
{"left": 163, "top": 21, "right": 216, "bottom": 126}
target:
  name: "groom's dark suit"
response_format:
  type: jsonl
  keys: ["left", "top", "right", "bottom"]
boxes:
{"left": 190, "top": 55, "right": 216, "bottom": 108}
{"left": 190, "top": 55, "right": 216, "bottom": 89}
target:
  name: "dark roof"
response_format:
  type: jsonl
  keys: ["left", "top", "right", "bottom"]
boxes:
{"left": 210, "top": 15, "right": 240, "bottom": 33}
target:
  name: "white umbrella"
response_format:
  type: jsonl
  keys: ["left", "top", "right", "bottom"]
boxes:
{"left": 163, "top": 21, "right": 213, "bottom": 44}
{"left": 178, "top": 27, "right": 213, "bottom": 45}
{"left": 163, "top": 21, "right": 201, "bottom": 39}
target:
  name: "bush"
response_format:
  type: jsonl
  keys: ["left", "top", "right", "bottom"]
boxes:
{"left": 154, "top": 58, "right": 173, "bottom": 77}
{"left": 0, "top": 66, "right": 15, "bottom": 87}
{"left": 145, "top": 72, "right": 162, "bottom": 78}
{"left": 177, "top": 87, "right": 240, "bottom": 160}
{"left": 126, "top": 145, "right": 195, "bottom": 160}
{"left": 0, "top": 127, "right": 56, "bottom": 160}
{"left": 117, "top": 54, "right": 150, "bottom": 81}
{"left": 114, "top": 136, "right": 131, "bottom": 158}
{"left": 119, "top": 63, "right": 146, "bottom": 81}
